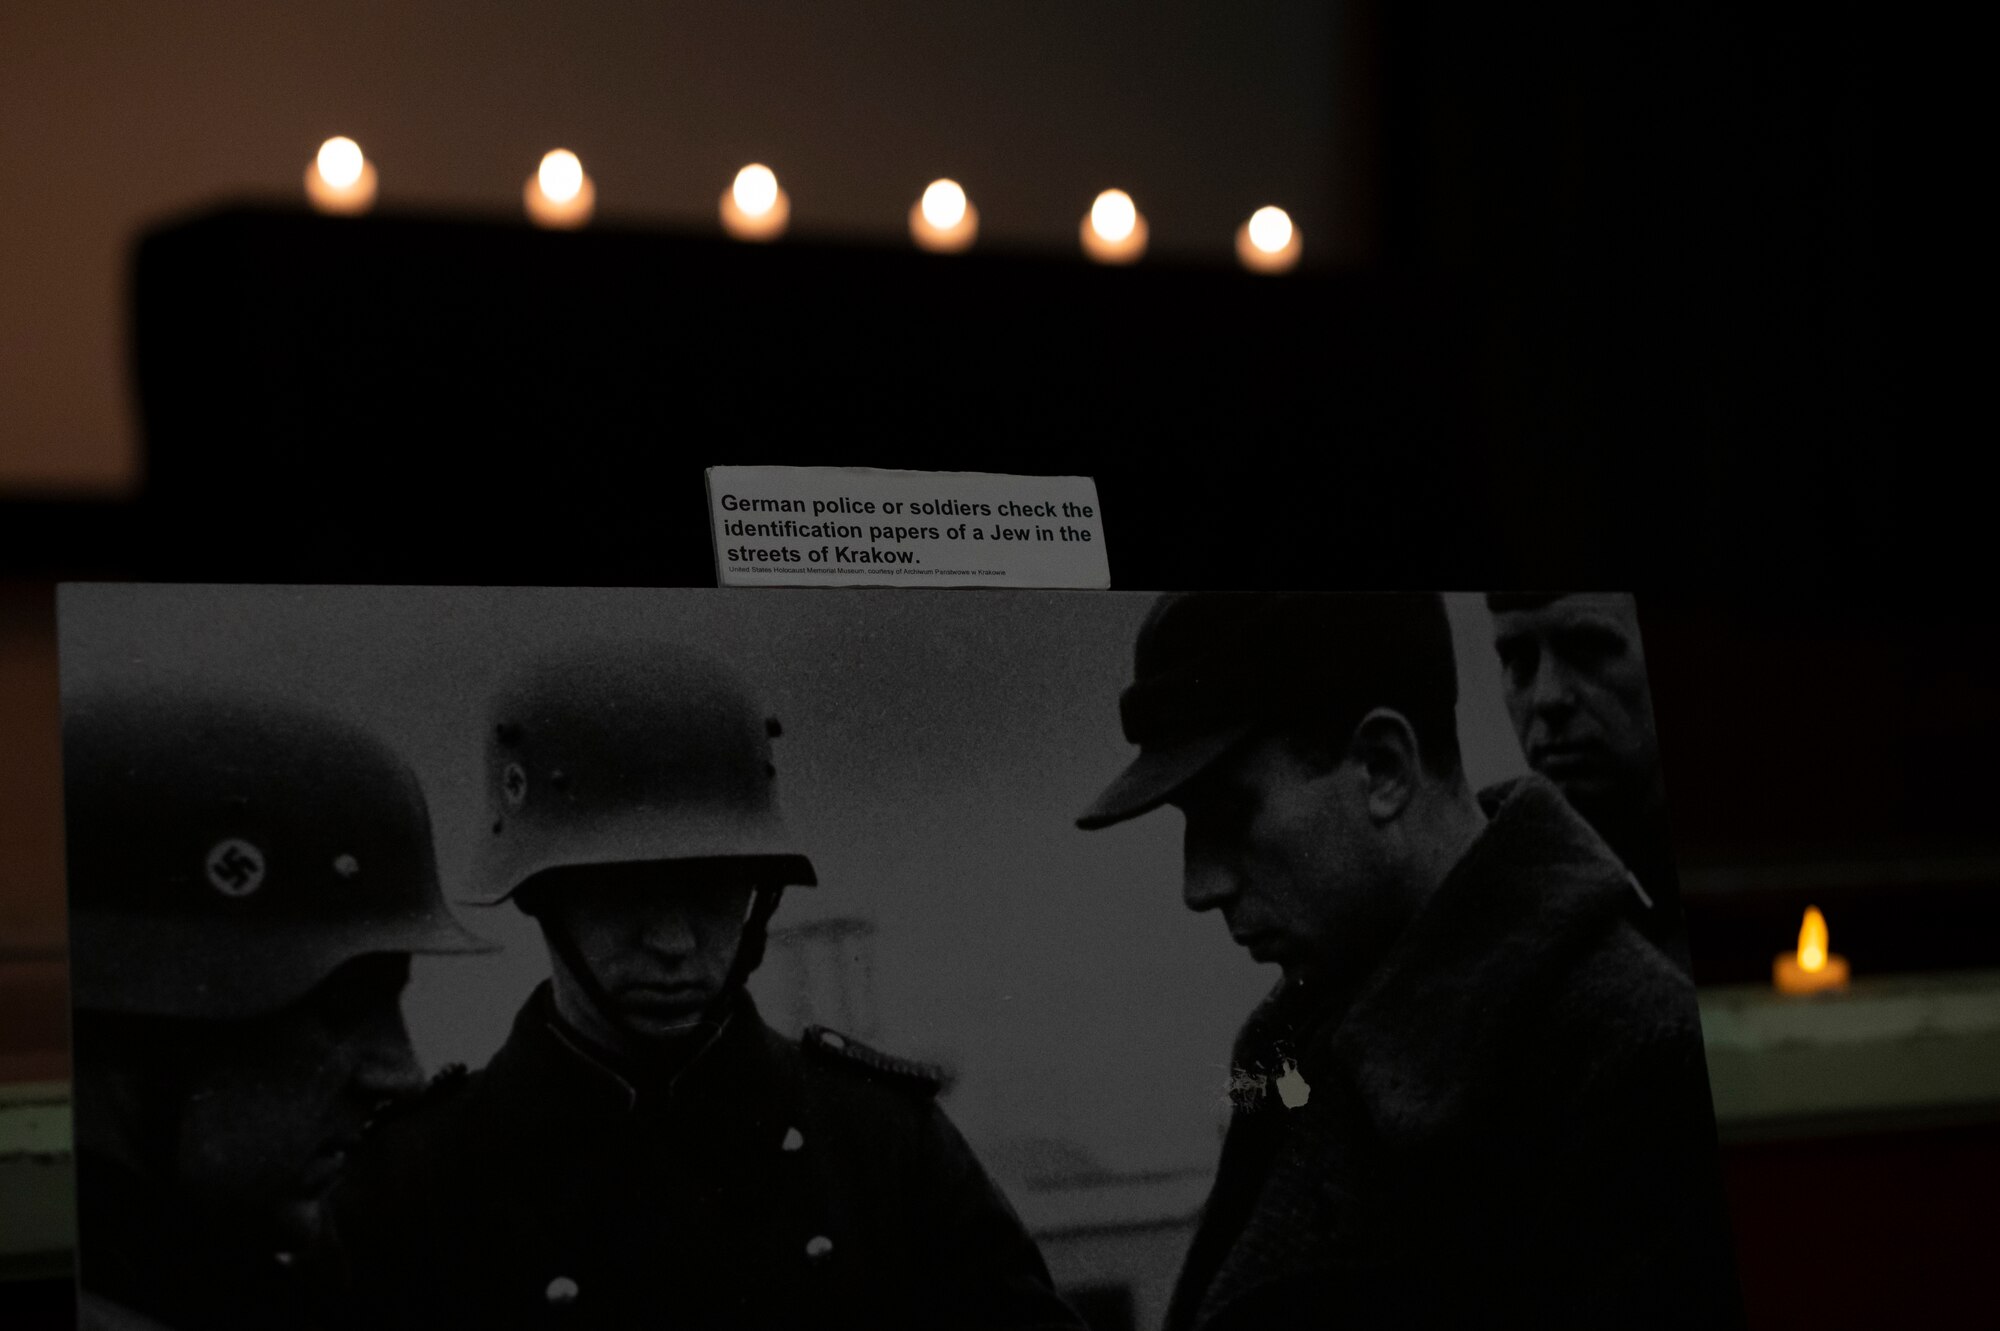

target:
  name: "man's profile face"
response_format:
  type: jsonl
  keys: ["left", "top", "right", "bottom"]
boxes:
{"left": 176, "top": 952, "right": 422, "bottom": 1242}
{"left": 541, "top": 868, "right": 754, "bottom": 1045}
{"left": 1492, "top": 594, "right": 1658, "bottom": 813}
{"left": 1169, "top": 734, "right": 1400, "bottom": 983}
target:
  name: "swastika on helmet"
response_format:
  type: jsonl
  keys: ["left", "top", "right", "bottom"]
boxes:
{"left": 206, "top": 839, "right": 266, "bottom": 897}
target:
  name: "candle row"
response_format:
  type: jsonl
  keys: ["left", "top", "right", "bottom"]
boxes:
{"left": 306, "top": 137, "right": 1302, "bottom": 273}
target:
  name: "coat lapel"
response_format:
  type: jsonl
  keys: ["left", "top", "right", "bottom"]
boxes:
{"left": 1179, "top": 777, "right": 1638, "bottom": 1329}
{"left": 1332, "top": 778, "right": 1632, "bottom": 1145}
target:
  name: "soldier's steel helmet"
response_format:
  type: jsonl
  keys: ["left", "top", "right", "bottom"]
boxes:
{"left": 467, "top": 642, "right": 818, "bottom": 906}
{"left": 64, "top": 686, "right": 494, "bottom": 1021}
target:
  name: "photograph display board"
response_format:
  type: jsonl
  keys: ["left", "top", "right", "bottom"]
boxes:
{"left": 58, "top": 585, "right": 1738, "bottom": 1329}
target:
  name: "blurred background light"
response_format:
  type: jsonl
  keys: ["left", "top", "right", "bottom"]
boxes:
{"left": 721, "top": 162, "right": 789, "bottom": 240}
{"left": 1235, "top": 204, "right": 1299, "bottom": 273}
{"left": 1081, "top": 188, "right": 1146, "bottom": 264}
{"left": 304, "top": 135, "right": 376, "bottom": 215}
{"left": 525, "top": 149, "right": 593, "bottom": 228}
{"left": 911, "top": 178, "right": 977, "bottom": 253}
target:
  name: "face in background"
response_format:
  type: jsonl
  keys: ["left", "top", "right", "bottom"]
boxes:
{"left": 1492, "top": 595, "right": 1661, "bottom": 818}
{"left": 1170, "top": 731, "right": 1413, "bottom": 986}
{"left": 173, "top": 952, "right": 423, "bottom": 1242}
{"left": 536, "top": 867, "right": 755, "bottom": 1048}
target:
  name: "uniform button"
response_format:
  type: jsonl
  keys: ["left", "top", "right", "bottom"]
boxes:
{"left": 545, "top": 1276, "right": 580, "bottom": 1305}
{"left": 782, "top": 1127, "right": 805, "bottom": 1152}
{"left": 819, "top": 1031, "right": 846, "bottom": 1052}
{"left": 805, "top": 1235, "right": 834, "bottom": 1260}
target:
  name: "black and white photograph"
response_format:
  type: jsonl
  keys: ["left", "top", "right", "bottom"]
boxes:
{"left": 58, "top": 584, "right": 1739, "bottom": 1330}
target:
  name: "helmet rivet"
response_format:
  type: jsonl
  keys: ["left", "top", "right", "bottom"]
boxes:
{"left": 333, "top": 854, "right": 360, "bottom": 879}
{"left": 502, "top": 763, "right": 528, "bottom": 807}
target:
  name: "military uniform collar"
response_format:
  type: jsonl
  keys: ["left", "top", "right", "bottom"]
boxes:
{"left": 506, "top": 981, "right": 789, "bottom": 1119}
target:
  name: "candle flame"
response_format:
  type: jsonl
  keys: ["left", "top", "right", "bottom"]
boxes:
{"left": 921, "top": 179, "right": 968, "bottom": 230}
{"left": 1090, "top": 189, "right": 1137, "bottom": 243}
{"left": 538, "top": 150, "right": 584, "bottom": 204}
{"left": 1247, "top": 206, "right": 1293, "bottom": 254}
{"left": 733, "top": 164, "right": 780, "bottom": 218}
{"left": 1797, "top": 906, "right": 1830, "bottom": 973}
{"left": 316, "top": 137, "right": 365, "bottom": 189}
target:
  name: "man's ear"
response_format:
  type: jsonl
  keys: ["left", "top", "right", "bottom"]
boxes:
{"left": 1347, "top": 709, "right": 1420, "bottom": 822}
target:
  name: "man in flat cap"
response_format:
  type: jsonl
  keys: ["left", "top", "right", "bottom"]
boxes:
{"left": 1486, "top": 591, "right": 1689, "bottom": 968}
{"left": 1079, "top": 593, "right": 1739, "bottom": 1330}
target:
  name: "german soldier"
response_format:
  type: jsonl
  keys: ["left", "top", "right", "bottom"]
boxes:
{"left": 327, "top": 643, "right": 1082, "bottom": 1330}
{"left": 64, "top": 685, "right": 494, "bottom": 1330}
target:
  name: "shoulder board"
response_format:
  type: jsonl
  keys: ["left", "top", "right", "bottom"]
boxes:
{"left": 801, "top": 1026, "right": 943, "bottom": 1096}
{"left": 359, "top": 1062, "right": 471, "bottom": 1139}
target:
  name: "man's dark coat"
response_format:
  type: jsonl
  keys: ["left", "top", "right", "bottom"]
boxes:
{"left": 327, "top": 986, "right": 1081, "bottom": 1330}
{"left": 1167, "top": 776, "right": 1741, "bottom": 1330}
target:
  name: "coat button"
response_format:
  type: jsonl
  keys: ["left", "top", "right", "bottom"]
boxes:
{"left": 819, "top": 1031, "right": 846, "bottom": 1051}
{"left": 545, "top": 1276, "right": 580, "bottom": 1305}
{"left": 782, "top": 1126, "right": 804, "bottom": 1152}
{"left": 805, "top": 1235, "right": 834, "bottom": 1260}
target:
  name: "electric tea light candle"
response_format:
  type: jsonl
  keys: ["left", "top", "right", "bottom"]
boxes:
{"left": 721, "top": 164, "right": 790, "bottom": 241}
{"left": 1236, "top": 205, "right": 1301, "bottom": 273}
{"left": 525, "top": 150, "right": 594, "bottom": 229}
{"left": 305, "top": 137, "right": 377, "bottom": 215}
{"left": 1081, "top": 189, "right": 1147, "bottom": 264}
{"left": 910, "top": 178, "right": 978, "bottom": 253}
{"left": 1774, "top": 905, "right": 1851, "bottom": 995}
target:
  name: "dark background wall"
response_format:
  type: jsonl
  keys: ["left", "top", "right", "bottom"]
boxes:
{"left": 0, "top": 0, "right": 1360, "bottom": 494}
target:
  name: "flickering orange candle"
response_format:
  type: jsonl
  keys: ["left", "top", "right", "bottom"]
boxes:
{"left": 1773, "top": 905, "right": 1850, "bottom": 995}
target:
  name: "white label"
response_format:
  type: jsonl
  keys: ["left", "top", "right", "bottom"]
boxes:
{"left": 707, "top": 466, "right": 1111, "bottom": 588}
